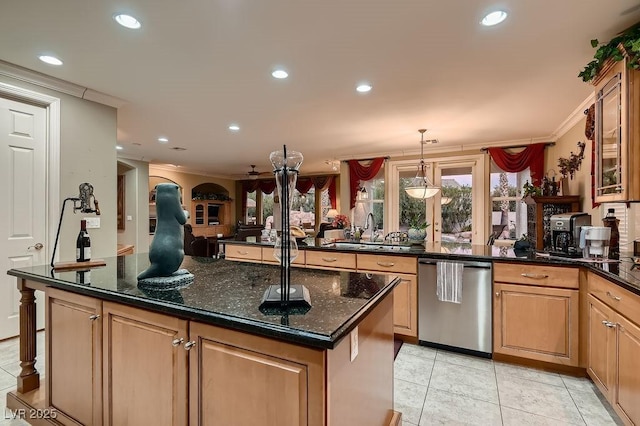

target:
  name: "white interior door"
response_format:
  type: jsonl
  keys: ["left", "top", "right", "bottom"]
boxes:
{"left": 0, "top": 97, "right": 47, "bottom": 340}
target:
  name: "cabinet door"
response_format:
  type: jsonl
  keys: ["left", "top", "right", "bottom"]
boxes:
{"left": 47, "top": 289, "right": 102, "bottom": 426}
{"left": 189, "top": 321, "right": 325, "bottom": 426}
{"left": 102, "top": 302, "right": 188, "bottom": 426}
{"left": 392, "top": 275, "right": 417, "bottom": 338}
{"left": 615, "top": 314, "right": 640, "bottom": 425}
{"left": 586, "top": 295, "right": 616, "bottom": 400}
{"left": 493, "top": 283, "right": 579, "bottom": 366}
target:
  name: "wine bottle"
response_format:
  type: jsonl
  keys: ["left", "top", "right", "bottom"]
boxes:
{"left": 76, "top": 219, "right": 91, "bottom": 262}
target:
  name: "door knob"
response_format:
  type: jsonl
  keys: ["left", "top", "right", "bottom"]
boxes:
{"left": 28, "top": 243, "right": 44, "bottom": 250}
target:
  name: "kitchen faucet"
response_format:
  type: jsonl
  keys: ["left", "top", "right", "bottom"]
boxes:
{"left": 364, "top": 212, "right": 380, "bottom": 241}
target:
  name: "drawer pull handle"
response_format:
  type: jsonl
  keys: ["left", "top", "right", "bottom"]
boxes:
{"left": 606, "top": 291, "right": 621, "bottom": 301}
{"left": 172, "top": 338, "right": 184, "bottom": 347}
{"left": 184, "top": 341, "right": 197, "bottom": 350}
{"left": 89, "top": 314, "right": 100, "bottom": 321}
{"left": 377, "top": 261, "right": 395, "bottom": 267}
{"left": 495, "top": 292, "right": 500, "bottom": 297}
{"left": 521, "top": 273, "right": 548, "bottom": 279}
{"left": 601, "top": 320, "right": 616, "bottom": 328}
{"left": 322, "top": 257, "right": 338, "bottom": 262}
{"left": 237, "top": 250, "right": 249, "bottom": 255}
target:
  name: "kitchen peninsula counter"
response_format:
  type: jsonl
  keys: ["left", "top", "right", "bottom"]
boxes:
{"left": 223, "top": 239, "right": 640, "bottom": 295}
{"left": 6, "top": 255, "right": 400, "bottom": 425}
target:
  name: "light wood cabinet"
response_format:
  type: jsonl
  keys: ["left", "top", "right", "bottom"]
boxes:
{"left": 586, "top": 294, "right": 616, "bottom": 400}
{"left": 102, "top": 302, "right": 189, "bottom": 426}
{"left": 357, "top": 254, "right": 418, "bottom": 338}
{"left": 587, "top": 273, "right": 640, "bottom": 425}
{"left": 46, "top": 289, "right": 102, "bottom": 426}
{"left": 493, "top": 263, "right": 580, "bottom": 366}
{"left": 390, "top": 275, "right": 417, "bottom": 337}
{"left": 305, "top": 251, "right": 356, "bottom": 271}
{"left": 224, "top": 243, "right": 263, "bottom": 262}
{"left": 593, "top": 53, "right": 640, "bottom": 202}
{"left": 191, "top": 200, "right": 233, "bottom": 237}
{"left": 189, "top": 321, "right": 325, "bottom": 426}
{"left": 40, "top": 286, "right": 394, "bottom": 426}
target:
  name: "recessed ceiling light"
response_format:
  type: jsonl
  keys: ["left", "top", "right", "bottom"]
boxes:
{"left": 272, "top": 69, "right": 289, "bottom": 79}
{"left": 228, "top": 124, "right": 240, "bottom": 131}
{"left": 356, "top": 83, "right": 372, "bottom": 93}
{"left": 114, "top": 13, "right": 142, "bottom": 29}
{"left": 116, "top": 145, "right": 123, "bottom": 150}
{"left": 38, "top": 55, "right": 63, "bottom": 66}
{"left": 481, "top": 10, "right": 508, "bottom": 26}
{"left": 158, "top": 137, "right": 169, "bottom": 143}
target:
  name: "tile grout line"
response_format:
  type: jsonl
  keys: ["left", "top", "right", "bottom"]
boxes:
{"left": 417, "top": 348, "right": 437, "bottom": 426}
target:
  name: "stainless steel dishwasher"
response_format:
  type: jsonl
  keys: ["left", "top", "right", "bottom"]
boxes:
{"left": 418, "top": 259, "right": 492, "bottom": 357}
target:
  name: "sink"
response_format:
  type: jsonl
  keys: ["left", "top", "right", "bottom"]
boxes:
{"left": 328, "top": 241, "right": 413, "bottom": 252}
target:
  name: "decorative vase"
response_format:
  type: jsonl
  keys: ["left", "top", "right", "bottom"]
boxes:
{"left": 407, "top": 228, "right": 426, "bottom": 245}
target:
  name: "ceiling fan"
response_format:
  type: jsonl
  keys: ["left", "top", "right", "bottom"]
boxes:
{"left": 246, "top": 165, "right": 271, "bottom": 180}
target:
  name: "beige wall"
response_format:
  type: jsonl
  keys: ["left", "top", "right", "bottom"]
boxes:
{"left": 148, "top": 166, "right": 236, "bottom": 225}
{"left": 0, "top": 74, "right": 117, "bottom": 262}
{"left": 118, "top": 159, "right": 150, "bottom": 253}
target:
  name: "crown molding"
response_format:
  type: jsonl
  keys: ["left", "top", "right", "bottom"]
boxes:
{"left": 0, "top": 60, "right": 126, "bottom": 108}
{"left": 551, "top": 94, "right": 594, "bottom": 140}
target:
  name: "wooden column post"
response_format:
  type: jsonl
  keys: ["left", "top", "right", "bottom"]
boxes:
{"left": 17, "top": 279, "right": 40, "bottom": 393}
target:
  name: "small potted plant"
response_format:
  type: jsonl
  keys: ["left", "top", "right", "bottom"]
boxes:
{"left": 407, "top": 212, "right": 430, "bottom": 246}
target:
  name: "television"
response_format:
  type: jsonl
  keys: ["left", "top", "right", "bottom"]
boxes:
{"left": 208, "top": 203, "right": 220, "bottom": 225}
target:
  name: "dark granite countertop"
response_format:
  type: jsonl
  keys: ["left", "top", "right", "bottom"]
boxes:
{"left": 6, "top": 255, "right": 398, "bottom": 349}
{"left": 222, "top": 239, "right": 640, "bottom": 295}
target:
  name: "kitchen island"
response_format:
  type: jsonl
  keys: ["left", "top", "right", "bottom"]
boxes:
{"left": 6, "top": 255, "right": 400, "bottom": 426}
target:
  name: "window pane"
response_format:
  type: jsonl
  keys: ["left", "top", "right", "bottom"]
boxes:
{"left": 441, "top": 171, "right": 473, "bottom": 243}
{"left": 262, "top": 192, "right": 274, "bottom": 228}
{"left": 245, "top": 191, "right": 256, "bottom": 224}
{"left": 291, "top": 188, "right": 315, "bottom": 228}
{"left": 399, "top": 170, "right": 426, "bottom": 231}
{"left": 489, "top": 169, "right": 529, "bottom": 241}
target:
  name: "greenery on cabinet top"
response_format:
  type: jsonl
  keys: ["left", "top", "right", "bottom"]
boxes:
{"left": 579, "top": 23, "right": 640, "bottom": 82}
{"left": 191, "top": 182, "right": 231, "bottom": 201}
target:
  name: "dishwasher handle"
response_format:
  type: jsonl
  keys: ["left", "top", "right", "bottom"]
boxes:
{"left": 418, "top": 259, "right": 492, "bottom": 269}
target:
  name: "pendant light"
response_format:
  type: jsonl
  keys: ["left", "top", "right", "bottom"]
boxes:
{"left": 405, "top": 129, "right": 440, "bottom": 199}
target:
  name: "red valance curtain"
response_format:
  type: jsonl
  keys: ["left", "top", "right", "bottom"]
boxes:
{"left": 487, "top": 143, "right": 546, "bottom": 186}
{"left": 295, "top": 178, "right": 315, "bottom": 194}
{"left": 348, "top": 158, "right": 385, "bottom": 209}
{"left": 240, "top": 175, "right": 337, "bottom": 220}
{"left": 241, "top": 179, "right": 277, "bottom": 219}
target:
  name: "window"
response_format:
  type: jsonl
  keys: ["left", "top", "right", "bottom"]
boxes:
{"left": 262, "top": 192, "right": 274, "bottom": 228}
{"left": 490, "top": 167, "right": 531, "bottom": 241}
{"left": 245, "top": 191, "right": 256, "bottom": 224}
{"left": 354, "top": 169, "right": 385, "bottom": 235}
{"left": 291, "top": 188, "right": 315, "bottom": 228}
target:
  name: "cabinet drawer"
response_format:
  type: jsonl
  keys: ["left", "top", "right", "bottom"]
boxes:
{"left": 262, "top": 249, "right": 306, "bottom": 266}
{"left": 357, "top": 254, "right": 416, "bottom": 275}
{"left": 588, "top": 272, "right": 640, "bottom": 326}
{"left": 224, "top": 244, "right": 262, "bottom": 262}
{"left": 305, "top": 251, "right": 356, "bottom": 270}
{"left": 494, "top": 262, "right": 579, "bottom": 289}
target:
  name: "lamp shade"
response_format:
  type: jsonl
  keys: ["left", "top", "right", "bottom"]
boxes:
{"left": 405, "top": 186, "right": 440, "bottom": 199}
{"left": 326, "top": 209, "right": 339, "bottom": 219}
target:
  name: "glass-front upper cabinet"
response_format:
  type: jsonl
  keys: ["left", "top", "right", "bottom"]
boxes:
{"left": 593, "top": 54, "right": 640, "bottom": 202}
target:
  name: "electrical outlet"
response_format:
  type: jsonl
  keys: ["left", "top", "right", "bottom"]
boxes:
{"left": 126, "top": 215, "right": 133, "bottom": 221}
{"left": 350, "top": 326, "right": 358, "bottom": 362}
{"left": 84, "top": 217, "right": 100, "bottom": 229}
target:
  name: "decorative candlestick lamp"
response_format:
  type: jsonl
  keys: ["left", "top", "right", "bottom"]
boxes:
{"left": 259, "top": 145, "right": 311, "bottom": 311}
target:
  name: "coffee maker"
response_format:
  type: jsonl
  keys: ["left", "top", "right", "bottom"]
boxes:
{"left": 549, "top": 213, "right": 591, "bottom": 257}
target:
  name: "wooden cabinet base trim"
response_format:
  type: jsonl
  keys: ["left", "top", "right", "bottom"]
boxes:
{"left": 492, "top": 354, "right": 587, "bottom": 377}
{"left": 6, "top": 388, "right": 58, "bottom": 426}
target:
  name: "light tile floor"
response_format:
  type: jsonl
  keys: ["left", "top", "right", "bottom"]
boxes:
{"left": 0, "top": 334, "right": 623, "bottom": 426}
{"left": 0, "top": 333, "right": 42, "bottom": 426}
{"left": 395, "top": 343, "right": 623, "bottom": 426}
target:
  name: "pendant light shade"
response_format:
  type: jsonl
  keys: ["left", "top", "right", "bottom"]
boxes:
{"left": 405, "top": 129, "right": 440, "bottom": 199}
